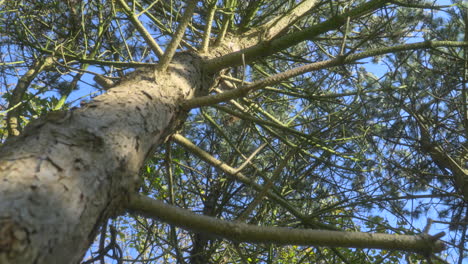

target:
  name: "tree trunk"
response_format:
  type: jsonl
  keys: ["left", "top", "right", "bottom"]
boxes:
{"left": 0, "top": 53, "right": 205, "bottom": 264}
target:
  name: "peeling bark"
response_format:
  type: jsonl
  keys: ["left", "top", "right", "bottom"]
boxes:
{"left": 0, "top": 53, "right": 205, "bottom": 264}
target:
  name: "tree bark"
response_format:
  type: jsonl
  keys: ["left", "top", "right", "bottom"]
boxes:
{"left": 0, "top": 53, "right": 205, "bottom": 264}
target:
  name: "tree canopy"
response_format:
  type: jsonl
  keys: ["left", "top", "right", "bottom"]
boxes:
{"left": 1, "top": 0, "right": 467, "bottom": 263}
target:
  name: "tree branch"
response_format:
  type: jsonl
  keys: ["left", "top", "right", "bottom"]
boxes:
{"left": 128, "top": 194, "right": 446, "bottom": 255}
{"left": 116, "top": 0, "right": 164, "bottom": 58}
{"left": 243, "top": 0, "right": 320, "bottom": 42}
{"left": 157, "top": 0, "right": 199, "bottom": 71}
{"left": 204, "top": 0, "right": 391, "bottom": 73}
{"left": 186, "top": 40, "right": 468, "bottom": 108}
{"left": 171, "top": 133, "right": 336, "bottom": 230}
{"left": 200, "top": 1, "right": 217, "bottom": 53}
{"left": 6, "top": 57, "right": 54, "bottom": 137}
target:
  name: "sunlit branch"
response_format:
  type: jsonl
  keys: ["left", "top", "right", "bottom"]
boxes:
{"left": 389, "top": 0, "right": 452, "bottom": 9}
{"left": 157, "top": 0, "right": 199, "bottom": 71}
{"left": 133, "top": 1, "right": 197, "bottom": 52}
{"left": 204, "top": 0, "right": 391, "bottom": 73}
{"left": 0, "top": 61, "right": 25, "bottom": 66}
{"left": 201, "top": 1, "right": 217, "bottom": 53}
{"left": 244, "top": 0, "right": 320, "bottom": 42}
{"left": 128, "top": 194, "right": 446, "bottom": 255}
{"left": 136, "top": 0, "right": 160, "bottom": 16}
{"left": 185, "top": 40, "right": 468, "bottom": 109}
{"left": 213, "top": 0, "right": 234, "bottom": 46}
{"left": 235, "top": 143, "right": 267, "bottom": 173}
{"left": 116, "top": 0, "right": 164, "bottom": 58}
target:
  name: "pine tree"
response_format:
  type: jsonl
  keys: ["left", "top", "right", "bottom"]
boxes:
{"left": 0, "top": 0, "right": 466, "bottom": 263}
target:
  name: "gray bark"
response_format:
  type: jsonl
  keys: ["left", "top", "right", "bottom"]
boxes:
{"left": 0, "top": 53, "right": 204, "bottom": 264}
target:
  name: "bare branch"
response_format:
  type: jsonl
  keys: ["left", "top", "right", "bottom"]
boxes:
{"left": 200, "top": 1, "right": 217, "bottom": 53}
{"left": 6, "top": 57, "right": 54, "bottom": 137}
{"left": 157, "top": 0, "right": 199, "bottom": 71}
{"left": 128, "top": 194, "right": 446, "bottom": 255}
